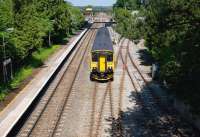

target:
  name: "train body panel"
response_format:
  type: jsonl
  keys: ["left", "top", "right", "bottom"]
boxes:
{"left": 99, "top": 56, "right": 106, "bottom": 72}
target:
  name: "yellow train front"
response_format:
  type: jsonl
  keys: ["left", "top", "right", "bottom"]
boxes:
{"left": 90, "top": 27, "right": 114, "bottom": 81}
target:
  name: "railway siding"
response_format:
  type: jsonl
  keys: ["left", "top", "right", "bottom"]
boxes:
{"left": 126, "top": 39, "right": 200, "bottom": 136}
{"left": 136, "top": 41, "right": 200, "bottom": 132}
{"left": 0, "top": 28, "right": 88, "bottom": 137}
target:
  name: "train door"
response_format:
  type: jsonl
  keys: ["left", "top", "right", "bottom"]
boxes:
{"left": 99, "top": 56, "right": 106, "bottom": 72}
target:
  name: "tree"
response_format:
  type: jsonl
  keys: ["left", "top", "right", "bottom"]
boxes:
{"left": 0, "top": 0, "right": 14, "bottom": 62}
{"left": 113, "top": 0, "right": 141, "bottom": 10}
{"left": 0, "top": 0, "right": 13, "bottom": 31}
{"left": 70, "top": 7, "right": 84, "bottom": 30}
{"left": 0, "top": 0, "right": 85, "bottom": 64}
{"left": 143, "top": 0, "right": 200, "bottom": 114}
{"left": 113, "top": 0, "right": 200, "bottom": 114}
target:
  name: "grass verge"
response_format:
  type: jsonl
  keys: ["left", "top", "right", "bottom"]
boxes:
{"left": 0, "top": 45, "right": 60, "bottom": 101}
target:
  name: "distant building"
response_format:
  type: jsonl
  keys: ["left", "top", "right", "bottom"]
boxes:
{"left": 85, "top": 8, "right": 93, "bottom": 16}
{"left": 131, "top": 10, "right": 145, "bottom": 22}
{"left": 84, "top": 7, "right": 93, "bottom": 23}
{"left": 131, "top": 10, "right": 139, "bottom": 16}
{"left": 85, "top": 8, "right": 93, "bottom": 12}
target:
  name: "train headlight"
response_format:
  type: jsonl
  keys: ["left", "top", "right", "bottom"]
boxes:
{"left": 92, "top": 67, "right": 97, "bottom": 72}
{"left": 108, "top": 67, "right": 113, "bottom": 72}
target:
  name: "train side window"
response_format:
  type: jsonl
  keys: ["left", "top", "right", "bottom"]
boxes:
{"left": 107, "top": 54, "right": 113, "bottom": 62}
{"left": 92, "top": 53, "right": 98, "bottom": 62}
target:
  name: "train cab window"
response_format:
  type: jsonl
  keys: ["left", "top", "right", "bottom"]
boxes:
{"left": 107, "top": 54, "right": 113, "bottom": 62}
{"left": 92, "top": 53, "right": 98, "bottom": 62}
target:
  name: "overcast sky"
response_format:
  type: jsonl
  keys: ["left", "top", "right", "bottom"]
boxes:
{"left": 66, "top": 0, "right": 116, "bottom": 6}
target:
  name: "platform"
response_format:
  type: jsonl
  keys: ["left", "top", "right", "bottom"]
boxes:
{"left": 0, "top": 29, "right": 88, "bottom": 137}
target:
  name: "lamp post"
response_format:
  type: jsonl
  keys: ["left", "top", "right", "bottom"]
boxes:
{"left": 2, "top": 28, "right": 13, "bottom": 59}
{"left": 1, "top": 28, "right": 14, "bottom": 83}
{"left": 48, "top": 30, "right": 51, "bottom": 47}
{"left": 123, "top": 0, "right": 127, "bottom": 10}
{"left": 2, "top": 33, "right": 6, "bottom": 59}
{"left": 49, "top": 20, "right": 55, "bottom": 47}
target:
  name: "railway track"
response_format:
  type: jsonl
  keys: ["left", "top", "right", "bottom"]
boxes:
{"left": 92, "top": 38, "right": 128, "bottom": 137}
{"left": 93, "top": 83, "right": 111, "bottom": 137}
{"left": 51, "top": 29, "right": 97, "bottom": 137}
{"left": 89, "top": 37, "right": 122, "bottom": 136}
{"left": 120, "top": 39, "right": 156, "bottom": 136}
{"left": 89, "top": 82, "right": 98, "bottom": 137}
{"left": 118, "top": 38, "right": 200, "bottom": 137}
{"left": 13, "top": 24, "right": 200, "bottom": 137}
{"left": 16, "top": 25, "right": 97, "bottom": 137}
{"left": 127, "top": 42, "right": 200, "bottom": 137}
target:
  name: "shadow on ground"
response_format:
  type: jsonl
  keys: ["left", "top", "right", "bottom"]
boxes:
{"left": 135, "top": 48, "right": 153, "bottom": 78}
{"left": 105, "top": 82, "right": 200, "bottom": 137}
{"left": 137, "top": 49, "right": 153, "bottom": 67}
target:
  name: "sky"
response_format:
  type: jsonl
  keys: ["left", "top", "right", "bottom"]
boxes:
{"left": 66, "top": 0, "right": 116, "bottom": 6}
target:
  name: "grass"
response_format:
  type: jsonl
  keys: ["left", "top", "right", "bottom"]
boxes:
{"left": 0, "top": 45, "right": 60, "bottom": 101}
{"left": 0, "top": 91, "right": 7, "bottom": 101}
{"left": 10, "top": 67, "right": 33, "bottom": 89}
{"left": 33, "top": 45, "right": 60, "bottom": 62}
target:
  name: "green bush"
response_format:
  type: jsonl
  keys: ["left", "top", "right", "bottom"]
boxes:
{"left": 0, "top": 45, "right": 60, "bottom": 99}
{"left": 160, "top": 61, "right": 181, "bottom": 87}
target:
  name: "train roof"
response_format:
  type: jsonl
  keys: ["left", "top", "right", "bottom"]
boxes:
{"left": 92, "top": 27, "right": 113, "bottom": 51}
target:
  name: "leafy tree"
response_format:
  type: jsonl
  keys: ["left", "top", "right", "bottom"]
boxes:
{"left": 0, "top": 0, "right": 13, "bottom": 31}
{"left": 11, "top": 2, "right": 51, "bottom": 60}
{"left": 54, "top": 2, "right": 72, "bottom": 35}
{"left": 113, "top": 8, "right": 143, "bottom": 40}
{"left": 70, "top": 7, "right": 85, "bottom": 30}
{"left": 0, "top": 0, "right": 85, "bottom": 80}
{"left": 0, "top": 0, "right": 14, "bottom": 61}
{"left": 113, "top": 0, "right": 200, "bottom": 114}
{"left": 113, "top": 0, "right": 141, "bottom": 10}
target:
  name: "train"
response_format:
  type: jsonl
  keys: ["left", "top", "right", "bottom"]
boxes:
{"left": 90, "top": 27, "right": 114, "bottom": 81}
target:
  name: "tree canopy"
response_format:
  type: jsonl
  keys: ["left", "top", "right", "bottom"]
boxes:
{"left": 113, "top": 0, "right": 200, "bottom": 114}
{"left": 0, "top": 0, "right": 84, "bottom": 62}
